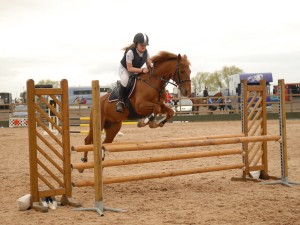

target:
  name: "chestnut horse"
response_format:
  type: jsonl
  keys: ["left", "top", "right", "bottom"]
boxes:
{"left": 82, "top": 51, "right": 191, "bottom": 162}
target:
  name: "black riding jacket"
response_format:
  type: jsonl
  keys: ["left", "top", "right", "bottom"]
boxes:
{"left": 120, "top": 48, "right": 148, "bottom": 69}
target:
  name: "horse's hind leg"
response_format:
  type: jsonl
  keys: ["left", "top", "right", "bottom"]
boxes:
{"left": 103, "top": 121, "right": 122, "bottom": 144}
{"left": 81, "top": 129, "right": 93, "bottom": 162}
{"left": 82, "top": 111, "right": 104, "bottom": 163}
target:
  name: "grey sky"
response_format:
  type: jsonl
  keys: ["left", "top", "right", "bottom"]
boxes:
{"left": 1, "top": 0, "right": 300, "bottom": 98}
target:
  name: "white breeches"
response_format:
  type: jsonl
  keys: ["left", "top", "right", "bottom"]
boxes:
{"left": 119, "top": 64, "right": 130, "bottom": 87}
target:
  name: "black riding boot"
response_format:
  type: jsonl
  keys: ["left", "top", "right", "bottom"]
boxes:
{"left": 116, "top": 85, "right": 126, "bottom": 113}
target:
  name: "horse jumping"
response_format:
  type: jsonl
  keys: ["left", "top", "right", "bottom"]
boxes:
{"left": 82, "top": 51, "right": 192, "bottom": 162}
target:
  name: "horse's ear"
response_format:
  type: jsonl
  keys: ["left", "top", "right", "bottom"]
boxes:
{"left": 177, "top": 54, "right": 181, "bottom": 61}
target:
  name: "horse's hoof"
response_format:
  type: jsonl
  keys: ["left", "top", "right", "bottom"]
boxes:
{"left": 78, "top": 169, "right": 84, "bottom": 173}
{"left": 149, "top": 121, "right": 158, "bottom": 128}
{"left": 137, "top": 121, "right": 143, "bottom": 127}
{"left": 137, "top": 119, "right": 146, "bottom": 127}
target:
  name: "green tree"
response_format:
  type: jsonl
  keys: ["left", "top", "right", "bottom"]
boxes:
{"left": 36, "top": 79, "right": 60, "bottom": 88}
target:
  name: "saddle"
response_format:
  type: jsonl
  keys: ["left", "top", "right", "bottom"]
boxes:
{"left": 108, "top": 75, "right": 142, "bottom": 119}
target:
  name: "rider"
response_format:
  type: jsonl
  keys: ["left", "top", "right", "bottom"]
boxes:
{"left": 116, "top": 33, "right": 153, "bottom": 113}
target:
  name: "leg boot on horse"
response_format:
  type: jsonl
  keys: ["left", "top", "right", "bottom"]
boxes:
{"left": 116, "top": 85, "right": 126, "bottom": 113}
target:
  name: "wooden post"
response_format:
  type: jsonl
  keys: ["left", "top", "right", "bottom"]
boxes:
{"left": 262, "top": 79, "right": 300, "bottom": 186}
{"left": 60, "top": 79, "right": 80, "bottom": 206}
{"left": 279, "top": 79, "right": 288, "bottom": 179}
{"left": 260, "top": 79, "right": 269, "bottom": 178}
{"left": 242, "top": 79, "right": 249, "bottom": 179}
{"left": 27, "top": 80, "right": 47, "bottom": 212}
{"left": 73, "top": 80, "right": 124, "bottom": 216}
{"left": 92, "top": 80, "right": 104, "bottom": 212}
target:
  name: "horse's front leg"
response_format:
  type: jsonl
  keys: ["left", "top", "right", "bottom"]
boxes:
{"left": 136, "top": 102, "right": 161, "bottom": 128}
{"left": 137, "top": 112, "right": 155, "bottom": 127}
{"left": 148, "top": 104, "right": 173, "bottom": 128}
{"left": 155, "top": 103, "right": 174, "bottom": 127}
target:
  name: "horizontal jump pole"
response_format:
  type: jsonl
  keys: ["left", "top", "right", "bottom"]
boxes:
{"left": 73, "top": 162, "right": 245, "bottom": 187}
{"left": 70, "top": 130, "right": 89, "bottom": 134}
{"left": 71, "top": 133, "right": 245, "bottom": 152}
{"left": 69, "top": 117, "right": 136, "bottom": 125}
{"left": 69, "top": 117, "right": 90, "bottom": 121}
{"left": 123, "top": 121, "right": 138, "bottom": 125}
{"left": 70, "top": 124, "right": 89, "bottom": 127}
{"left": 71, "top": 148, "right": 243, "bottom": 171}
{"left": 102, "top": 133, "right": 245, "bottom": 146}
{"left": 104, "top": 135, "right": 281, "bottom": 152}
{"left": 72, "top": 135, "right": 280, "bottom": 153}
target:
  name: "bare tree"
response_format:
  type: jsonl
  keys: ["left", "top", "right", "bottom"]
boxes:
{"left": 192, "top": 65, "right": 243, "bottom": 94}
{"left": 191, "top": 72, "right": 210, "bottom": 94}
{"left": 220, "top": 66, "right": 243, "bottom": 87}
{"left": 210, "top": 71, "right": 223, "bottom": 91}
{"left": 36, "top": 79, "right": 60, "bottom": 88}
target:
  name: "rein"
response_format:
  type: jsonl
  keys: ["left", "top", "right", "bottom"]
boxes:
{"left": 137, "top": 60, "right": 191, "bottom": 101}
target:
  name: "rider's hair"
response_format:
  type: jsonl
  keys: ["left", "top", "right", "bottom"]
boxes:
{"left": 122, "top": 43, "right": 136, "bottom": 51}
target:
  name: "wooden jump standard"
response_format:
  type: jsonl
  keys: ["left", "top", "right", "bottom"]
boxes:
{"left": 27, "top": 79, "right": 81, "bottom": 213}
{"left": 70, "top": 79, "right": 292, "bottom": 216}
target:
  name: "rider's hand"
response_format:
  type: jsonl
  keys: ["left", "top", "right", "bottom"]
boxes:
{"left": 142, "top": 68, "right": 149, "bottom": 73}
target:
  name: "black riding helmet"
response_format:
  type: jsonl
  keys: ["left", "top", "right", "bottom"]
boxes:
{"left": 133, "top": 33, "right": 149, "bottom": 45}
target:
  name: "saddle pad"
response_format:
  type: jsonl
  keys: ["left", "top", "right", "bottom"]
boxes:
{"left": 108, "top": 76, "right": 137, "bottom": 102}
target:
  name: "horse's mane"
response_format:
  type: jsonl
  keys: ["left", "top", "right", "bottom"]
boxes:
{"left": 151, "top": 51, "right": 190, "bottom": 66}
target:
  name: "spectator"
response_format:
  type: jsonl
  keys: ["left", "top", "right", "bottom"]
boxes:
{"left": 74, "top": 97, "right": 81, "bottom": 104}
{"left": 217, "top": 97, "right": 225, "bottom": 111}
{"left": 165, "top": 90, "right": 172, "bottom": 103}
{"left": 81, "top": 98, "right": 87, "bottom": 104}
{"left": 203, "top": 86, "right": 208, "bottom": 97}
{"left": 225, "top": 98, "right": 233, "bottom": 110}
{"left": 208, "top": 97, "right": 217, "bottom": 111}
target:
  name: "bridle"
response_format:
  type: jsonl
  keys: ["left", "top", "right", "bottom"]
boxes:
{"left": 136, "top": 58, "right": 191, "bottom": 100}
{"left": 172, "top": 61, "right": 191, "bottom": 87}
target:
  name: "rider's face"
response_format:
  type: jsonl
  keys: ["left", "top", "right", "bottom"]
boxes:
{"left": 137, "top": 43, "right": 147, "bottom": 52}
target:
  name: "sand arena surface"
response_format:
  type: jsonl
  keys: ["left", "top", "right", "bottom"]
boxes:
{"left": 0, "top": 120, "right": 300, "bottom": 225}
